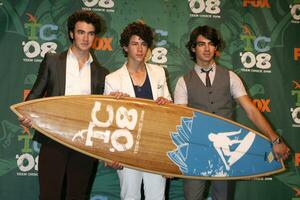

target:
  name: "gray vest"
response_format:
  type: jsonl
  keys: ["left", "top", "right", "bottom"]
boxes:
{"left": 184, "top": 66, "right": 234, "bottom": 119}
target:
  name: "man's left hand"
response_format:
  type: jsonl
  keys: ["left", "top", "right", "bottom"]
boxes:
{"left": 272, "top": 142, "right": 290, "bottom": 161}
{"left": 155, "top": 97, "right": 172, "bottom": 105}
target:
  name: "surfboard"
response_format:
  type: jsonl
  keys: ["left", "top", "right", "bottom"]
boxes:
{"left": 10, "top": 95, "right": 285, "bottom": 180}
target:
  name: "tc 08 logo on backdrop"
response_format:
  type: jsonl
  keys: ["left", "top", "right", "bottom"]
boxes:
{"left": 82, "top": 0, "right": 115, "bottom": 12}
{"left": 16, "top": 134, "right": 39, "bottom": 176}
{"left": 149, "top": 29, "right": 169, "bottom": 68}
{"left": 22, "top": 13, "right": 58, "bottom": 63}
{"left": 188, "top": 0, "right": 221, "bottom": 18}
{"left": 290, "top": 2, "right": 300, "bottom": 23}
{"left": 239, "top": 25, "right": 272, "bottom": 73}
{"left": 291, "top": 81, "right": 300, "bottom": 127}
{"left": 16, "top": 90, "right": 39, "bottom": 176}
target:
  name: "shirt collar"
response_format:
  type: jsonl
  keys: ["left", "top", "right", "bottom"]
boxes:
{"left": 195, "top": 62, "right": 216, "bottom": 73}
{"left": 68, "top": 48, "right": 93, "bottom": 65}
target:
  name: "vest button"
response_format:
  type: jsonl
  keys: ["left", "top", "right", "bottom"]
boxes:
{"left": 209, "top": 91, "right": 213, "bottom": 94}
{"left": 211, "top": 101, "right": 214, "bottom": 104}
{"left": 212, "top": 111, "right": 215, "bottom": 114}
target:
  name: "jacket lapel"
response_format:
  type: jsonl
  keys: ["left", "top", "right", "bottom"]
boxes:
{"left": 90, "top": 62, "right": 97, "bottom": 94}
{"left": 146, "top": 64, "right": 158, "bottom": 100}
{"left": 57, "top": 51, "right": 67, "bottom": 96}
{"left": 120, "top": 64, "right": 136, "bottom": 97}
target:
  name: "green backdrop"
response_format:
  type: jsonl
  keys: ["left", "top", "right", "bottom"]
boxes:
{"left": 0, "top": 0, "right": 299, "bottom": 199}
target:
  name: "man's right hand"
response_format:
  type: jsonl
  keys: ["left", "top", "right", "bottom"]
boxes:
{"left": 104, "top": 161, "right": 123, "bottom": 170}
{"left": 19, "top": 116, "right": 32, "bottom": 128}
{"left": 109, "top": 92, "right": 130, "bottom": 99}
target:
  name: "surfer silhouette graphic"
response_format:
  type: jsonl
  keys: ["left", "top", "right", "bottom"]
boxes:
{"left": 208, "top": 129, "right": 256, "bottom": 170}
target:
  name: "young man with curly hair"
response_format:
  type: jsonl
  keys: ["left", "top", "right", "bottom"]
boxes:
{"left": 104, "top": 21, "right": 172, "bottom": 200}
{"left": 19, "top": 10, "right": 108, "bottom": 199}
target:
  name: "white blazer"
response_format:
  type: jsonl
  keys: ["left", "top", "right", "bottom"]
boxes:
{"left": 104, "top": 62, "right": 171, "bottom": 101}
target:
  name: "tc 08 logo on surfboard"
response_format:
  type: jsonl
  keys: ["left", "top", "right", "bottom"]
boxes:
{"left": 72, "top": 101, "right": 144, "bottom": 153}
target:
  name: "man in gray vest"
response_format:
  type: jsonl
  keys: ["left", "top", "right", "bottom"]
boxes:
{"left": 174, "top": 25, "right": 290, "bottom": 200}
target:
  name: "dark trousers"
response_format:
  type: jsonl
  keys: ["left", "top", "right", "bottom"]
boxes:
{"left": 38, "top": 141, "right": 98, "bottom": 200}
{"left": 183, "top": 179, "right": 232, "bottom": 200}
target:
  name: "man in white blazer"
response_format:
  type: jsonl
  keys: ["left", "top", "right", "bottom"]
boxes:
{"left": 104, "top": 21, "right": 171, "bottom": 200}
{"left": 105, "top": 62, "right": 170, "bottom": 100}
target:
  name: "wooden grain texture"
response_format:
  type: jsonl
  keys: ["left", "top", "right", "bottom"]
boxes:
{"left": 10, "top": 95, "right": 285, "bottom": 179}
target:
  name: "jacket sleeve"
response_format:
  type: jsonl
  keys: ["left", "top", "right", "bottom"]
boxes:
{"left": 104, "top": 75, "right": 115, "bottom": 95}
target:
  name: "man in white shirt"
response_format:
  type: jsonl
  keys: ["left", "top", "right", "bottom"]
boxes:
{"left": 174, "top": 25, "right": 290, "bottom": 200}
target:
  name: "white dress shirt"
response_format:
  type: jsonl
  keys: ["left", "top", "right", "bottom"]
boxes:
{"left": 65, "top": 49, "right": 92, "bottom": 95}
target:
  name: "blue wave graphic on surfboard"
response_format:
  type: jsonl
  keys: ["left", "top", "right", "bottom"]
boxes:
{"left": 167, "top": 112, "right": 282, "bottom": 177}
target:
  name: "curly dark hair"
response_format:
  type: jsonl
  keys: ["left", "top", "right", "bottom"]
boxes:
{"left": 67, "top": 10, "right": 102, "bottom": 42}
{"left": 119, "top": 21, "right": 154, "bottom": 57}
{"left": 186, "top": 25, "right": 225, "bottom": 62}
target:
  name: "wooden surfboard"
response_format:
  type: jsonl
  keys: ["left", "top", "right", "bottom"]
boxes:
{"left": 10, "top": 95, "right": 285, "bottom": 180}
